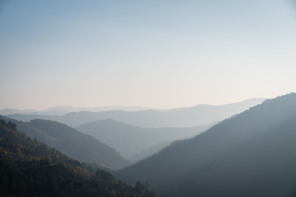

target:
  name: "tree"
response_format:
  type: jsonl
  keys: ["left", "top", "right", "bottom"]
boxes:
{"left": 7, "top": 121, "right": 16, "bottom": 130}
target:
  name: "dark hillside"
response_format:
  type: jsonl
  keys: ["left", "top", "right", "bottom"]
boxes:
{"left": 0, "top": 116, "right": 129, "bottom": 170}
{"left": 118, "top": 93, "right": 296, "bottom": 197}
{"left": 0, "top": 119, "right": 156, "bottom": 197}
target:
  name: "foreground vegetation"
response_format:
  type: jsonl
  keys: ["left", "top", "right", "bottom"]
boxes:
{"left": 0, "top": 119, "right": 156, "bottom": 197}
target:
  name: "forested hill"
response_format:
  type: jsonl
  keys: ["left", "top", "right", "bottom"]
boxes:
{"left": 0, "top": 116, "right": 129, "bottom": 170}
{"left": 76, "top": 119, "right": 209, "bottom": 162}
{"left": 117, "top": 93, "right": 296, "bottom": 197}
{"left": 0, "top": 119, "right": 156, "bottom": 197}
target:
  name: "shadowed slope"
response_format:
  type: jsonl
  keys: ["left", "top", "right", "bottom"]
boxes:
{"left": 76, "top": 119, "right": 210, "bottom": 162}
{"left": 0, "top": 120, "right": 156, "bottom": 197}
{"left": 0, "top": 116, "right": 129, "bottom": 170}
{"left": 117, "top": 93, "right": 296, "bottom": 197}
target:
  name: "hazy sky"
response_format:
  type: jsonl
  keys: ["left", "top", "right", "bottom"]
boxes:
{"left": 1, "top": 0, "right": 296, "bottom": 110}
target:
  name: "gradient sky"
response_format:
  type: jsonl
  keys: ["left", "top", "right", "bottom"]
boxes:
{"left": 1, "top": 0, "right": 296, "bottom": 110}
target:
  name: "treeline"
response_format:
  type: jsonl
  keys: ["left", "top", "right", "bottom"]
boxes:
{"left": 0, "top": 120, "right": 156, "bottom": 197}
{"left": 0, "top": 116, "right": 130, "bottom": 170}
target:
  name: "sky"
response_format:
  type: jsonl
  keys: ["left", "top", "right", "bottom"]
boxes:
{"left": 0, "top": 0, "right": 296, "bottom": 110}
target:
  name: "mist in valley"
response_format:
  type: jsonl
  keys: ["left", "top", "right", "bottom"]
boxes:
{"left": 1, "top": 0, "right": 296, "bottom": 196}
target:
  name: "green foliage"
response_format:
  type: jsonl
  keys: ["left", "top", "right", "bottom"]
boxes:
{"left": 0, "top": 120, "right": 156, "bottom": 197}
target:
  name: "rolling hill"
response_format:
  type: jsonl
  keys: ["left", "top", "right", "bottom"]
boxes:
{"left": 76, "top": 119, "right": 210, "bottom": 162}
{"left": 7, "top": 98, "right": 265, "bottom": 128}
{"left": 0, "top": 116, "right": 129, "bottom": 170}
{"left": 0, "top": 119, "right": 156, "bottom": 197}
{"left": 117, "top": 93, "right": 296, "bottom": 197}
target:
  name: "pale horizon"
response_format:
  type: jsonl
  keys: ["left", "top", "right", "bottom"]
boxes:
{"left": 0, "top": 97, "right": 269, "bottom": 111}
{"left": 1, "top": 0, "right": 296, "bottom": 110}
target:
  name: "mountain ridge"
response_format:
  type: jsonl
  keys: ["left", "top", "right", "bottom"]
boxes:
{"left": 117, "top": 93, "right": 296, "bottom": 197}
{"left": 0, "top": 116, "right": 129, "bottom": 170}
{"left": 0, "top": 119, "right": 156, "bottom": 197}
{"left": 7, "top": 98, "right": 265, "bottom": 128}
{"left": 76, "top": 119, "right": 210, "bottom": 162}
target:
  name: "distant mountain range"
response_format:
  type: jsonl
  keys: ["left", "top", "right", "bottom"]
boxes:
{"left": 76, "top": 119, "right": 211, "bottom": 162}
{"left": 0, "top": 106, "right": 152, "bottom": 116}
{"left": 0, "top": 116, "right": 129, "bottom": 170}
{"left": 6, "top": 98, "right": 265, "bottom": 128}
{"left": 117, "top": 93, "right": 296, "bottom": 197}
